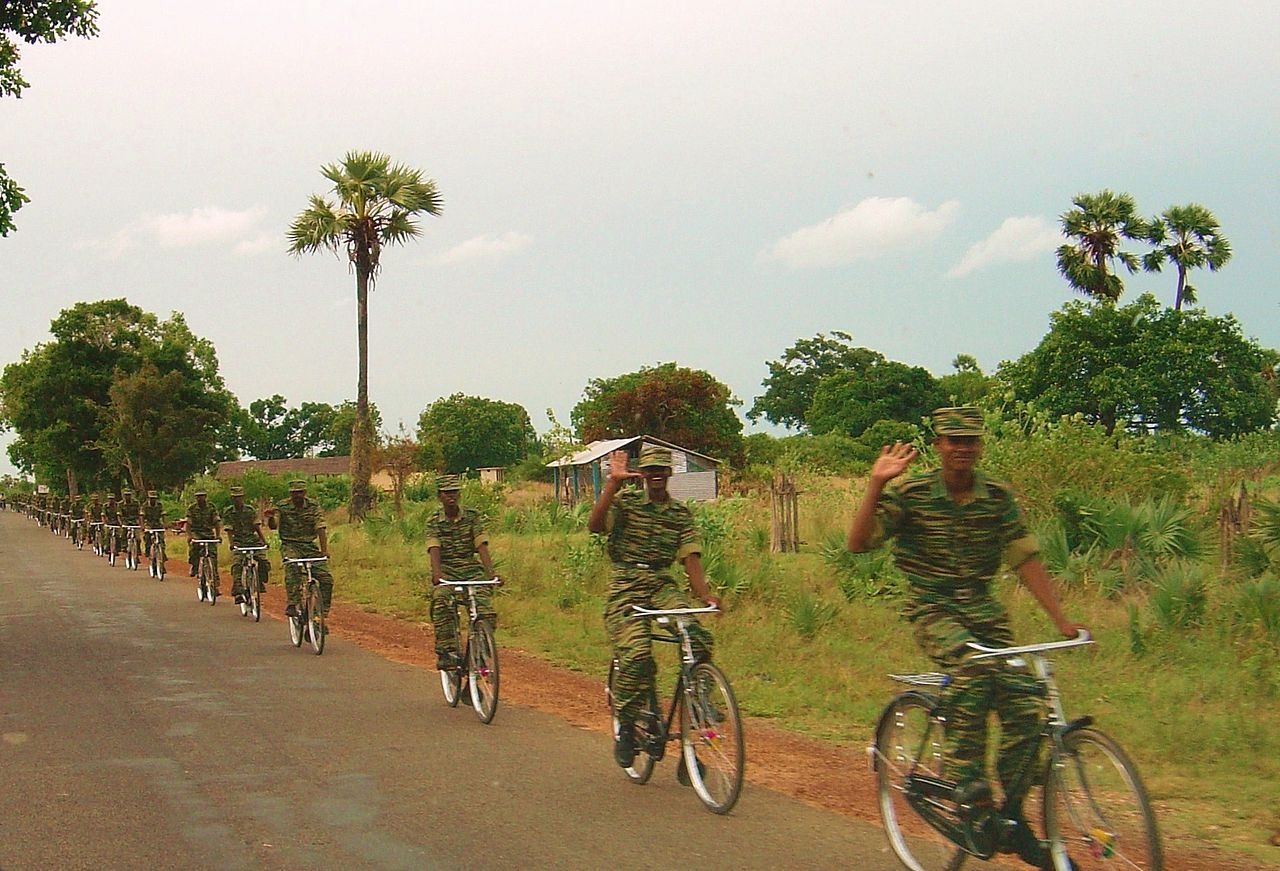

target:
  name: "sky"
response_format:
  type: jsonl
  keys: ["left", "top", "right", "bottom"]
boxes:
{"left": 2, "top": 1, "right": 1278, "bottom": 476}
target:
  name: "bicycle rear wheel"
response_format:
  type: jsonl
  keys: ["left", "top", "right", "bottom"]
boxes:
{"left": 1043, "top": 727, "right": 1162, "bottom": 871}
{"left": 467, "top": 622, "right": 499, "bottom": 724}
{"left": 307, "top": 584, "right": 325, "bottom": 655}
{"left": 872, "top": 691, "right": 970, "bottom": 871}
{"left": 680, "top": 662, "right": 744, "bottom": 814}
{"left": 606, "top": 659, "right": 655, "bottom": 784}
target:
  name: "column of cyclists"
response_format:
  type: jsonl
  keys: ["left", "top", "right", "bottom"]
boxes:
{"left": 0, "top": 414, "right": 1165, "bottom": 869}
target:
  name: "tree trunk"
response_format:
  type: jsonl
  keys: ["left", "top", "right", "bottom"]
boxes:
{"left": 65, "top": 467, "right": 78, "bottom": 500}
{"left": 349, "top": 258, "right": 374, "bottom": 521}
{"left": 1174, "top": 266, "right": 1187, "bottom": 311}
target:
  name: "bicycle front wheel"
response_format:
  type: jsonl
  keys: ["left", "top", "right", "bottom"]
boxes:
{"left": 680, "top": 662, "right": 744, "bottom": 814}
{"left": 305, "top": 585, "right": 325, "bottom": 655}
{"left": 872, "top": 691, "right": 969, "bottom": 871}
{"left": 249, "top": 567, "right": 261, "bottom": 622}
{"left": 202, "top": 558, "right": 216, "bottom": 605}
{"left": 1043, "top": 727, "right": 1162, "bottom": 871}
{"left": 155, "top": 542, "right": 166, "bottom": 580}
{"left": 606, "top": 659, "right": 655, "bottom": 784}
{"left": 468, "top": 622, "right": 499, "bottom": 724}
{"left": 129, "top": 538, "right": 140, "bottom": 571}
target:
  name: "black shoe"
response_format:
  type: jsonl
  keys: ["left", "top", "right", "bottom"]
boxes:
{"left": 614, "top": 722, "right": 637, "bottom": 768}
{"left": 233, "top": 593, "right": 245, "bottom": 604}
{"left": 954, "top": 780, "right": 998, "bottom": 852}
{"left": 188, "top": 566, "right": 197, "bottom": 578}
{"left": 284, "top": 604, "right": 299, "bottom": 618}
{"left": 436, "top": 652, "right": 457, "bottom": 671}
{"left": 676, "top": 755, "right": 706, "bottom": 787}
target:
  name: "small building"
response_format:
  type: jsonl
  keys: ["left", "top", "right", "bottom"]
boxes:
{"left": 547, "top": 435, "right": 719, "bottom": 505}
{"left": 215, "top": 456, "right": 399, "bottom": 494}
{"left": 477, "top": 467, "right": 506, "bottom": 485}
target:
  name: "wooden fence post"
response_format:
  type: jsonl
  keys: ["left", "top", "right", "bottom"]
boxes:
{"left": 771, "top": 473, "right": 800, "bottom": 553}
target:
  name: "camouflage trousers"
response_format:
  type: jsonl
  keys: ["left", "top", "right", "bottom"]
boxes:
{"left": 430, "top": 584, "right": 497, "bottom": 656}
{"left": 282, "top": 544, "right": 334, "bottom": 611}
{"left": 188, "top": 540, "right": 219, "bottom": 581}
{"left": 605, "top": 577, "right": 713, "bottom": 725}
{"left": 913, "top": 609, "right": 1045, "bottom": 804}
{"left": 230, "top": 552, "right": 270, "bottom": 595}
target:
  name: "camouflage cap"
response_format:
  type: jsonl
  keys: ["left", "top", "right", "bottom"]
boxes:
{"left": 436, "top": 474, "right": 463, "bottom": 492}
{"left": 637, "top": 444, "right": 673, "bottom": 469}
{"left": 193, "top": 488, "right": 207, "bottom": 496}
{"left": 287, "top": 479, "right": 307, "bottom": 492}
{"left": 228, "top": 485, "right": 245, "bottom": 497}
{"left": 121, "top": 488, "right": 133, "bottom": 496}
{"left": 146, "top": 490, "right": 158, "bottom": 498}
{"left": 932, "top": 406, "right": 985, "bottom": 437}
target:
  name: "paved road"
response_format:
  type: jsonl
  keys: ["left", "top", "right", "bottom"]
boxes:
{"left": 0, "top": 512, "right": 907, "bottom": 870}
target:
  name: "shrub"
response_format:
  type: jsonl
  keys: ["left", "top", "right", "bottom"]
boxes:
{"left": 1236, "top": 574, "right": 1280, "bottom": 642}
{"left": 820, "top": 531, "right": 903, "bottom": 600}
{"left": 1148, "top": 561, "right": 1210, "bottom": 630}
{"left": 785, "top": 589, "right": 840, "bottom": 638}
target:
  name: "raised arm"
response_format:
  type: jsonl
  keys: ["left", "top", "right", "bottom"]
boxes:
{"left": 847, "top": 442, "right": 916, "bottom": 552}
{"left": 586, "top": 451, "right": 638, "bottom": 534}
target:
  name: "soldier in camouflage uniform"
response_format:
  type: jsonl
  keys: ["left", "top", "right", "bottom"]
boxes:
{"left": 185, "top": 489, "right": 222, "bottom": 588}
{"left": 102, "top": 494, "right": 122, "bottom": 556}
{"left": 68, "top": 493, "right": 84, "bottom": 545}
{"left": 223, "top": 485, "right": 269, "bottom": 603}
{"left": 142, "top": 490, "right": 166, "bottom": 572}
{"left": 847, "top": 407, "right": 1085, "bottom": 869}
{"left": 85, "top": 493, "right": 103, "bottom": 550}
{"left": 266, "top": 479, "right": 333, "bottom": 617}
{"left": 587, "top": 445, "right": 720, "bottom": 769}
{"left": 426, "top": 474, "right": 500, "bottom": 670}
{"left": 119, "top": 488, "right": 142, "bottom": 552}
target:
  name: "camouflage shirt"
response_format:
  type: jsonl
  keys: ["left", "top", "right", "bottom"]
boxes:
{"left": 186, "top": 502, "right": 220, "bottom": 538}
{"left": 274, "top": 497, "right": 325, "bottom": 555}
{"left": 868, "top": 469, "right": 1038, "bottom": 620}
{"left": 425, "top": 507, "right": 489, "bottom": 581}
{"left": 119, "top": 499, "right": 141, "bottom": 526}
{"left": 224, "top": 503, "right": 264, "bottom": 548}
{"left": 143, "top": 502, "right": 164, "bottom": 529}
{"left": 86, "top": 501, "right": 103, "bottom": 522}
{"left": 604, "top": 487, "right": 701, "bottom": 590}
{"left": 103, "top": 503, "right": 121, "bottom": 525}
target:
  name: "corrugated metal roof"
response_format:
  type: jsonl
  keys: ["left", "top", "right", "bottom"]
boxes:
{"left": 545, "top": 435, "right": 719, "bottom": 468}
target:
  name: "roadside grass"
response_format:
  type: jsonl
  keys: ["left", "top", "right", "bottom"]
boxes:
{"left": 201, "top": 466, "right": 1280, "bottom": 862}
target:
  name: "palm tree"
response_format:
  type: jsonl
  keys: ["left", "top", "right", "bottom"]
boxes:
{"left": 287, "top": 151, "right": 443, "bottom": 521}
{"left": 1142, "top": 203, "right": 1232, "bottom": 311}
{"left": 1056, "top": 190, "right": 1149, "bottom": 303}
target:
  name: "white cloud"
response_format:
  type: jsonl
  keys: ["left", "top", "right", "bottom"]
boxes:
{"left": 764, "top": 197, "right": 959, "bottom": 268}
{"left": 947, "top": 215, "right": 1062, "bottom": 278}
{"left": 85, "top": 206, "right": 269, "bottom": 257}
{"left": 234, "top": 232, "right": 279, "bottom": 256}
{"left": 434, "top": 231, "right": 532, "bottom": 266}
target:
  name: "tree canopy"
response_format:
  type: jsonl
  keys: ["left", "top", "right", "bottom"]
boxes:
{"left": 807, "top": 359, "right": 943, "bottom": 439}
{"left": 1142, "top": 203, "right": 1232, "bottom": 311}
{"left": 1056, "top": 190, "right": 1149, "bottom": 302}
{"left": 572, "top": 363, "right": 744, "bottom": 465}
{"left": 231, "top": 396, "right": 381, "bottom": 460}
{"left": 0, "top": 299, "right": 233, "bottom": 493}
{"left": 417, "top": 394, "right": 535, "bottom": 473}
{"left": 749, "top": 331, "right": 884, "bottom": 430}
{"left": 1, "top": 1, "right": 99, "bottom": 235}
{"left": 999, "top": 295, "right": 1276, "bottom": 438}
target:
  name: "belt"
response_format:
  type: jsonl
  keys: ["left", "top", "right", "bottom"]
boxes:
{"left": 620, "top": 560, "right": 672, "bottom": 571}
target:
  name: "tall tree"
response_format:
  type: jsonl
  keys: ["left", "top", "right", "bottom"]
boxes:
{"left": 287, "top": 150, "right": 442, "bottom": 521}
{"left": 807, "top": 360, "right": 943, "bottom": 439}
{"left": 1, "top": 1, "right": 99, "bottom": 235}
{"left": 417, "top": 394, "right": 535, "bottom": 473}
{"left": 1056, "top": 190, "right": 1149, "bottom": 303}
{"left": 1142, "top": 203, "right": 1232, "bottom": 311}
{"left": 749, "top": 331, "right": 884, "bottom": 429}
{"left": 573, "top": 363, "right": 745, "bottom": 465}
{"left": 999, "top": 295, "right": 1275, "bottom": 438}
{"left": 0, "top": 300, "right": 232, "bottom": 492}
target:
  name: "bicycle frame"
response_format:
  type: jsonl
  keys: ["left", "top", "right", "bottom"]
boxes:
{"left": 625, "top": 604, "right": 719, "bottom": 754}
{"left": 438, "top": 578, "right": 500, "bottom": 625}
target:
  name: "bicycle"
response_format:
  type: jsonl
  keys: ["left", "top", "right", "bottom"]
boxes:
{"left": 435, "top": 578, "right": 502, "bottom": 724}
{"left": 69, "top": 518, "right": 84, "bottom": 550}
{"left": 869, "top": 631, "right": 1162, "bottom": 871}
{"left": 104, "top": 525, "right": 121, "bottom": 567}
{"left": 145, "top": 528, "right": 167, "bottom": 580}
{"left": 234, "top": 545, "right": 267, "bottom": 622}
{"left": 605, "top": 604, "right": 744, "bottom": 814}
{"left": 191, "top": 539, "right": 221, "bottom": 605}
{"left": 284, "top": 556, "right": 328, "bottom": 655}
{"left": 123, "top": 525, "right": 141, "bottom": 571}
{"left": 88, "top": 521, "right": 104, "bottom": 556}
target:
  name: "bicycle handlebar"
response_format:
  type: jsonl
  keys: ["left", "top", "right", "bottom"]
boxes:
{"left": 628, "top": 604, "right": 720, "bottom": 617}
{"left": 192, "top": 538, "right": 221, "bottom": 544}
{"left": 438, "top": 578, "right": 500, "bottom": 586}
{"left": 284, "top": 556, "right": 329, "bottom": 564}
{"left": 144, "top": 528, "right": 165, "bottom": 534}
{"left": 233, "top": 545, "right": 268, "bottom": 552}
{"left": 966, "top": 630, "right": 1092, "bottom": 660}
